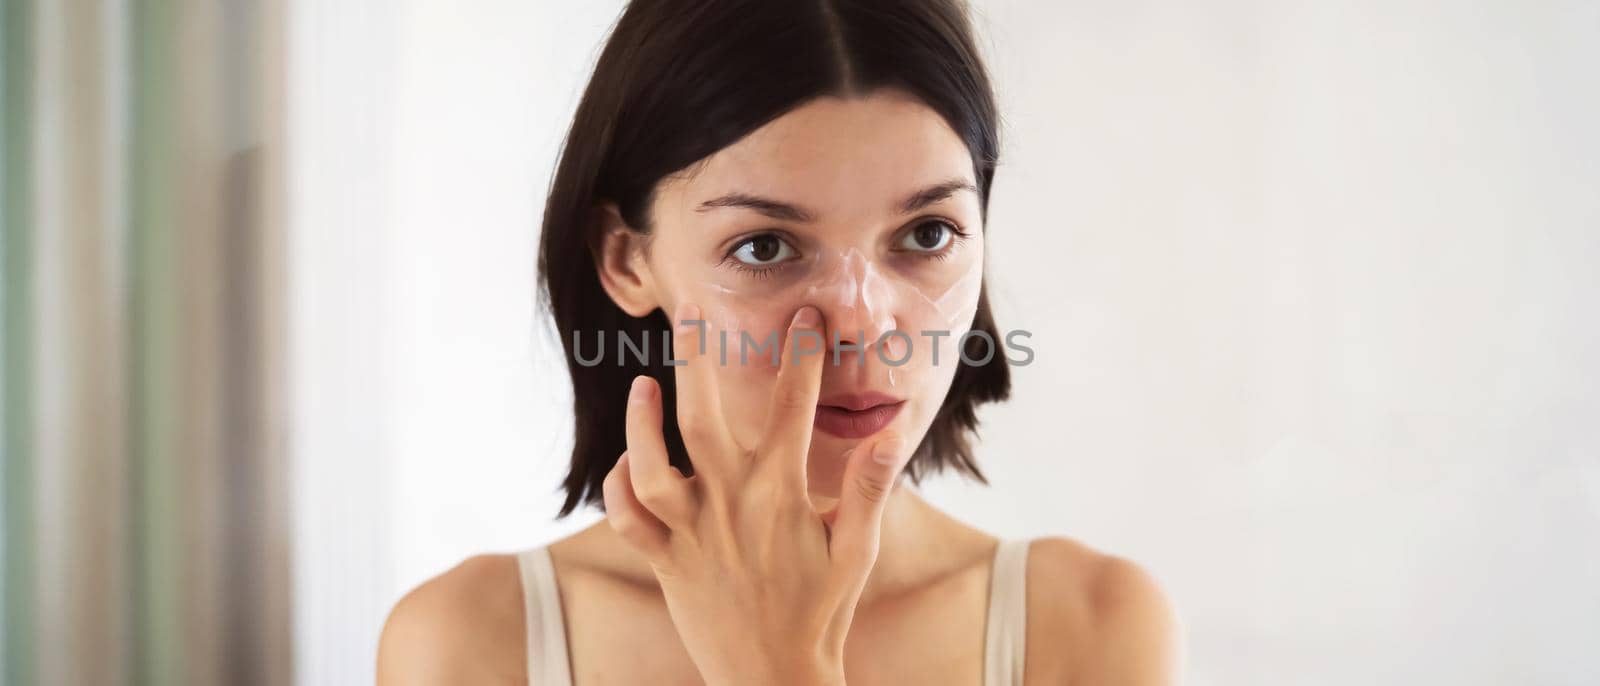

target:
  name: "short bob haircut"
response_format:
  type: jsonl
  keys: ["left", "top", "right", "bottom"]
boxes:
{"left": 539, "top": 0, "right": 1010, "bottom": 516}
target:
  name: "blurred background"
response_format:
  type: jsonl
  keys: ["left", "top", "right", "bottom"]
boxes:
{"left": 3, "top": 1, "right": 1597, "bottom": 685}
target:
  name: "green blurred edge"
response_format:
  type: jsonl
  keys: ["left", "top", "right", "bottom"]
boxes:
{"left": 0, "top": 3, "right": 193, "bottom": 682}
{"left": 128, "top": 0, "right": 184, "bottom": 683}
{"left": 2, "top": 0, "right": 37, "bottom": 683}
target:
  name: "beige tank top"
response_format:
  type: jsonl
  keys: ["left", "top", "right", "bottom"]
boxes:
{"left": 517, "top": 539, "right": 1032, "bottom": 685}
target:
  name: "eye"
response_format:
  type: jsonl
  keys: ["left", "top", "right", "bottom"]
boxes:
{"left": 730, "top": 233, "right": 798, "bottom": 267}
{"left": 897, "top": 219, "right": 958, "bottom": 253}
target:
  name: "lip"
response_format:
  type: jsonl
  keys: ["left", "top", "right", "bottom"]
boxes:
{"left": 817, "top": 391, "right": 903, "bottom": 412}
{"left": 814, "top": 392, "right": 905, "bottom": 439}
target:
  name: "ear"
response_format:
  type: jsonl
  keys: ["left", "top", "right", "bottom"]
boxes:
{"left": 591, "top": 203, "right": 660, "bottom": 317}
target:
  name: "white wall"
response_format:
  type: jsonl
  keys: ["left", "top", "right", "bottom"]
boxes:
{"left": 288, "top": 1, "right": 399, "bottom": 683}
{"left": 291, "top": 1, "right": 1600, "bottom": 683}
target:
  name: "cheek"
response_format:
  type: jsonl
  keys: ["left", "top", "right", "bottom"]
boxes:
{"left": 877, "top": 301, "right": 973, "bottom": 421}
{"left": 699, "top": 297, "right": 790, "bottom": 347}
{"left": 699, "top": 299, "right": 790, "bottom": 447}
{"left": 903, "top": 261, "right": 983, "bottom": 335}
{"left": 873, "top": 268, "right": 983, "bottom": 389}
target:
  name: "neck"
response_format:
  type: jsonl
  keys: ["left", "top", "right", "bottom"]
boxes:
{"left": 854, "top": 482, "right": 992, "bottom": 605}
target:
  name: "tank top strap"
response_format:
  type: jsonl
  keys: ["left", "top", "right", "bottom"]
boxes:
{"left": 984, "top": 538, "right": 1032, "bottom": 686}
{"left": 516, "top": 547, "right": 574, "bottom": 686}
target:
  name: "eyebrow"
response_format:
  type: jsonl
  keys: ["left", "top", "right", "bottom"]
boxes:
{"left": 898, "top": 179, "right": 978, "bottom": 214}
{"left": 695, "top": 193, "right": 816, "bottom": 222}
{"left": 693, "top": 178, "right": 978, "bottom": 223}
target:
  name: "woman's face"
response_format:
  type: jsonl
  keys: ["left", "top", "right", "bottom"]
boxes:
{"left": 607, "top": 88, "right": 984, "bottom": 498}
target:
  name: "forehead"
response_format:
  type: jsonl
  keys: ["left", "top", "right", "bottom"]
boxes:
{"left": 660, "top": 90, "right": 976, "bottom": 217}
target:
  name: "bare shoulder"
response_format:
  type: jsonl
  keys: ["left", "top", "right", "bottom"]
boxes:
{"left": 1023, "top": 537, "right": 1184, "bottom": 685}
{"left": 377, "top": 554, "right": 526, "bottom": 685}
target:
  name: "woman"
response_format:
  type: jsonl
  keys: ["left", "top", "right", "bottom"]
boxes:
{"left": 379, "top": 1, "right": 1180, "bottom": 683}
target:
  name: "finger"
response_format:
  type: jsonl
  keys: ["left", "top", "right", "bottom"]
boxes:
{"left": 828, "top": 433, "right": 908, "bottom": 571}
{"left": 670, "top": 302, "right": 736, "bottom": 461}
{"left": 625, "top": 374, "right": 694, "bottom": 526}
{"left": 758, "top": 306, "right": 827, "bottom": 484}
{"left": 603, "top": 453, "right": 670, "bottom": 559}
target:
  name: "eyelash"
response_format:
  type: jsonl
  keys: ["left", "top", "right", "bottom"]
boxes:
{"left": 719, "top": 218, "right": 970, "bottom": 277}
{"left": 719, "top": 232, "right": 796, "bottom": 279}
{"left": 910, "top": 219, "right": 970, "bottom": 263}
{"left": 723, "top": 258, "right": 784, "bottom": 279}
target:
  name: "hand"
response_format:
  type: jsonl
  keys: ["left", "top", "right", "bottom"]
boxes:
{"left": 601, "top": 303, "right": 911, "bottom": 686}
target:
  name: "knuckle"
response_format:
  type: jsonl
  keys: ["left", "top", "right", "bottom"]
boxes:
{"left": 610, "top": 518, "right": 659, "bottom": 553}
{"left": 603, "top": 459, "right": 628, "bottom": 492}
{"left": 604, "top": 506, "right": 639, "bottom": 532}
{"left": 680, "top": 424, "right": 713, "bottom": 450}
{"left": 674, "top": 325, "right": 702, "bottom": 352}
{"left": 676, "top": 408, "right": 711, "bottom": 442}
{"left": 634, "top": 480, "right": 676, "bottom": 511}
{"left": 854, "top": 475, "right": 891, "bottom": 504}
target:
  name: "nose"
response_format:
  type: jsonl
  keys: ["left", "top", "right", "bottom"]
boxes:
{"left": 810, "top": 250, "right": 897, "bottom": 354}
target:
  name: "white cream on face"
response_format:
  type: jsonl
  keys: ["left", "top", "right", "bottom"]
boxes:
{"left": 635, "top": 89, "right": 987, "bottom": 493}
{"left": 673, "top": 241, "right": 979, "bottom": 407}
{"left": 686, "top": 245, "right": 978, "bottom": 352}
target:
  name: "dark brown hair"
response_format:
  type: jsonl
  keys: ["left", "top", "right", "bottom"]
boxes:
{"left": 538, "top": 0, "right": 1009, "bottom": 516}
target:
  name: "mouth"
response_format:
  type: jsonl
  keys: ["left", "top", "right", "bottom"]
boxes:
{"left": 814, "top": 392, "right": 905, "bottom": 439}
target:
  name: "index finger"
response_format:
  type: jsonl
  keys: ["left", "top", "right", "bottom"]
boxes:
{"left": 758, "top": 305, "right": 827, "bottom": 479}
{"left": 670, "top": 302, "right": 737, "bottom": 462}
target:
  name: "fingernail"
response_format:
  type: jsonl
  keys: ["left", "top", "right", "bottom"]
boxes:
{"left": 792, "top": 306, "right": 820, "bottom": 328}
{"left": 675, "top": 303, "right": 702, "bottom": 332}
{"left": 630, "top": 375, "right": 653, "bottom": 403}
{"left": 872, "top": 437, "right": 902, "bottom": 466}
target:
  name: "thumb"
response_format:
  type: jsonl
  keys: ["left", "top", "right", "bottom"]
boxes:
{"left": 829, "top": 433, "right": 908, "bottom": 569}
